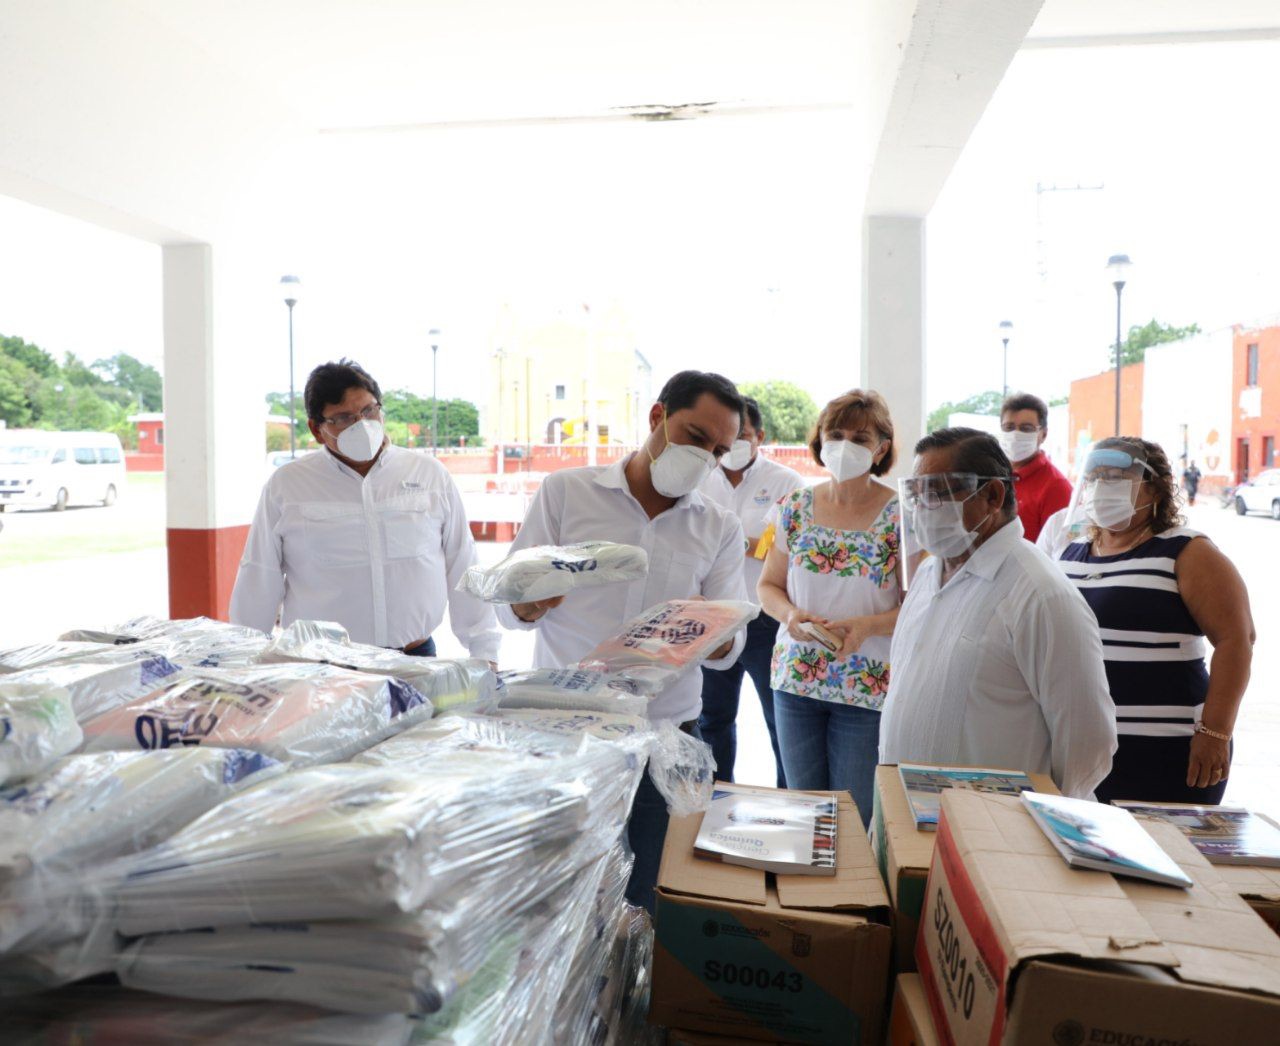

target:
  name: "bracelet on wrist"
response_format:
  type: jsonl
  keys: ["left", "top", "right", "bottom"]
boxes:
{"left": 1194, "top": 722, "right": 1231, "bottom": 742}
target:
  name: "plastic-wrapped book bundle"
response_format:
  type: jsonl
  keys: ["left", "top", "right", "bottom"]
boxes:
{"left": 457, "top": 541, "right": 649, "bottom": 604}
{"left": 576, "top": 598, "right": 759, "bottom": 695}
{"left": 0, "top": 987, "right": 416, "bottom": 1046}
{"left": 60, "top": 615, "right": 271, "bottom": 668}
{"left": 0, "top": 748, "right": 282, "bottom": 960}
{"left": 0, "top": 649, "right": 184, "bottom": 727}
{"left": 256, "top": 620, "right": 497, "bottom": 716}
{"left": 79, "top": 663, "right": 436, "bottom": 765}
{"left": 495, "top": 667, "right": 648, "bottom": 716}
{"left": 0, "top": 687, "right": 82, "bottom": 785}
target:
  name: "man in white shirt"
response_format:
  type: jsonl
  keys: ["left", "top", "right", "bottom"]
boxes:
{"left": 229, "top": 359, "right": 500, "bottom": 663}
{"left": 497, "top": 370, "right": 749, "bottom": 911}
{"left": 697, "top": 396, "right": 802, "bottom": 787}
{"left": 879, "top": 427, "right": 1116, "bottom": 799}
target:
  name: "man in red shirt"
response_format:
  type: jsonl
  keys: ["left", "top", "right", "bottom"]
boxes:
{"left": 998, "top": 393, "right": 1072, "bottom": 543}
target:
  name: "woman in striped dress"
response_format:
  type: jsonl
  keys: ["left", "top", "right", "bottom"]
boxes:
{"left": 1052, "top": 438, "right": 1255, "bottom": 804}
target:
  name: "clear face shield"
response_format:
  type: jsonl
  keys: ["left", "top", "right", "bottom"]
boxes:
{"left": 1051, "top": 439, "right": 1156, "bottom": 556}
{"left": 896, "top": 472, "right": 1004, "bottom": 589}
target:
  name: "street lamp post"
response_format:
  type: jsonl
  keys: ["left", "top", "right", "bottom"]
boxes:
{"left": 998, "top": 320, "right": 1014, "bottom": 397}
{"left": 279, "top": 275, "right": 302, "bottom": 457}
{"left": 429, "top": 328, "right": 441, "bottom": 454}
{"left": 1106, "top": 254, "right": 1132, "bottom": 437}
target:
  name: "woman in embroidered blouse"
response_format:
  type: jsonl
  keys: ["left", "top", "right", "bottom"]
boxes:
{"left": 757, "top": 389, "right": 904, "bottom": 828}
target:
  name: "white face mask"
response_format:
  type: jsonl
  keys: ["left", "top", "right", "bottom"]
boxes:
{"left": 724, "top": 439, "right": 754, "bottom": 471}
{"left": 1085, "top": 478, "right": 1140, "bottom": 531}
{"left": 998, "top": 429, "right": 1040, "bottom": 464}
{"left": 821, "top": 439, "right": 874, "bottom": 483}
{"left": 912, "top": 493, "right": 981, "bottom": 559}
{"left": 649, "top": 413, "right": 716, "bottom": 497}
{"left": 335, "top": 418, "right": 385, "bottom": 463}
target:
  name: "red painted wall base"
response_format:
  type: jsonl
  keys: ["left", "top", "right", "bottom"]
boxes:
{"left": 167, "top": 525, "right": 251, "bottom": 621}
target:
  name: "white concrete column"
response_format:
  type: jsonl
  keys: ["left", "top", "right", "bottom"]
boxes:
{"left": 861, "top": 215, "right": 926, "bottom": 471}
{"left": 162, "top": 243, "right": 261, "bottom": 619}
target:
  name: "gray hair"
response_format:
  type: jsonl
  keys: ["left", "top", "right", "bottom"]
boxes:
{"left": 914, "top": 427, "right": 1017, "bottom": 520}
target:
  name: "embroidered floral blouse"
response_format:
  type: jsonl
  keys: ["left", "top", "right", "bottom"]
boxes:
{"left": 769, "top": 486, "right": 901, "bottom": 710}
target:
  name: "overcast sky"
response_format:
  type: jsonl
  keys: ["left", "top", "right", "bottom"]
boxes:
{"left": 1, "top": 38, "right": 1276, "bottom": 418}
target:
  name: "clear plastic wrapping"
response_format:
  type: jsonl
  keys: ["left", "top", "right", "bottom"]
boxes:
{"left": 0, "top": 648, "right": 184, "bottom": 725}
{"left": 0, "top": 686, "right": 82, "bottom": 785}
{"left": 575, "top": 598, "right": 759, "bottom": 695}
{"left": 487, "top": 709, "right": 715, "bottom": 817}
{"left": 112, "top": 740, "right": 629, "bottom": 936}
{"left": 257, "top": 621, "right": 497, "bottom": 717}
{"left": 457, "top": 541, "right": 649, "bottom": 604}
{"left": 495, "top": 667, "right": 649, "bottom": 717}
{"left": 0, "top": 641, "right": 118, "bottom": 674}
{"left": 79, "top": 663, "right": 434, "bottom": 765}
{"left": 0, "top": 986, "right": 416, "bottom": 1045}
{"left": 0, "top": 748, "right": 281, "bottom": 955}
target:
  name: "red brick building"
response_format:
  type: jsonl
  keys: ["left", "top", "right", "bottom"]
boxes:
{"left": 1232, "top": 324, "right": 1280, "bottom": 483}
{"left": 1067, "top": 362, "right": 1144, "bottom": 468}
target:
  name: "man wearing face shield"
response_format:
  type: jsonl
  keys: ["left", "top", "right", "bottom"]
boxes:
{"left": 1047, "top": 438, "right": 1255, "bottom": 804}
{"left": 878, "top": 428, "right": 1117, "bottom": 799}
{"left": 230, "top": 359, "right": 500, "bottom": 664}
{"left": 997, "top": 393, "right": 1072, "bottom": 544}
{"left": 696, "top": 396, "right": 802, "bottom": 788}
{"left": 496, "top": 370, "right": 750, "bottom": 912}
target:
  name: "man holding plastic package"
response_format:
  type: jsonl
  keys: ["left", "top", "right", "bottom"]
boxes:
{"left": 230, "top": 359, "right": 500, "bottom": 664}
{"left": 879, "top": 427, "right": 1116, "bottom": 800}
{"left": 697, "top": 395, "right": 802, "bottom": 788}
{"left": 497, "top": 370, "right": 751, "bottom": 912}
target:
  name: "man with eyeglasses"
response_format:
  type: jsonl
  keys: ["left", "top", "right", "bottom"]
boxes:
{"left": 878, "top": 427, "right": 1116, "bottom": 799}
{"left": 230, "top": 359, "right": 500, "bottom": 664}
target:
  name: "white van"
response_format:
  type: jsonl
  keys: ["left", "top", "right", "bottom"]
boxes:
{"left": 0, "top": 430, "right": 127, "bottom": 512}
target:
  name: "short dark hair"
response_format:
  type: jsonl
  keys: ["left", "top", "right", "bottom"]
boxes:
{"left": 1001, "top": 392, "right": 1049, "bottom": 429}
{"left": 305, "top": 359, "right": 382, "bottom": 422}
{"left": 741, "top": 397, "right": 763, "bottom": 433}
{"left": 914, "top": 426, "right": 1017, "bottom": 519}
{"left": 657, "top": 370, "right": 744, "bottom": 418}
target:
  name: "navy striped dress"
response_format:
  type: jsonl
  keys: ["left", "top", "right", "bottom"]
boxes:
{"left": 1058, "top": 527, "right": 1226, "bottom": 804}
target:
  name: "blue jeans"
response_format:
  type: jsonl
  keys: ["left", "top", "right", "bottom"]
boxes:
{"left": 625, "top": 721, "right": 701, "bottom": 915}
{"left": 773, "top": 691, "right": 881, "bottom": 830}
{"left": 402, "top": 637, "right": 437, "bottom": 657}
{"left": 698, "top": 613, "right": 785, "bottom": 788}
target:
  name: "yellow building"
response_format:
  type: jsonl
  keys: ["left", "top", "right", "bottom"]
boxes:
{"left": 485, "top": 301, "right": 653, "bottom": 447}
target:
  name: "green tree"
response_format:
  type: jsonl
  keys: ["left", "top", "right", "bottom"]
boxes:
{"left": 92, "top": 353, "right": 163, "bottom": 411}
{"left": 1110, "top": 319, "right": 1201, "bottom": 366}
{"left": 382, "top": 390, "right": 481, "bottom": 447}
{"left": 925, "top": 390, "right": 1003, "bottom": 434}
{"left": 737, "top": 381, "right": 819, "bottom": 444}
{"left": 0, "top": 356, "right": 34, "bottom": 427}
{"left": 0, "top": 335, "right": 57, "bottom": 377}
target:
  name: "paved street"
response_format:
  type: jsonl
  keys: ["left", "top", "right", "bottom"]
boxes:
{"left": 2, "top": 490, "right": 1276, "bottom": 816}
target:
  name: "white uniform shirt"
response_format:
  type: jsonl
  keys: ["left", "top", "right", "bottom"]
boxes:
{"left": 495, "top": 456, "right": 749, "bottom": 724}
{"left": 700, "top": 453, "right": 804, "bottom": 594}
{"left": 878, "top": 517, "right": 1116, "bottom": 798}
{"left": 229, "top": 446, "right": 500, "bottom": 660}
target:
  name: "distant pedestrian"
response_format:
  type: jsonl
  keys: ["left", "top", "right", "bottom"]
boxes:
{"left": 1182, "top": 461, "right": 1202, "bottom": 506}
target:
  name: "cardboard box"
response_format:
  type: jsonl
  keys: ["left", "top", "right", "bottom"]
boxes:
{"left": 1208, "top": 856, "right": 1280, "bottom": 934}
{"left": 650, "top": 789, "right": 892, "bottom": 1045}
{"left": 888, "top": 973, "right": 940, "bottom": 1046}
{"left": 917, "top": 790, "right": 1280, "bottom": 1045}
{"left": 871, "top": 764, "right": 1058, "bottom": 973}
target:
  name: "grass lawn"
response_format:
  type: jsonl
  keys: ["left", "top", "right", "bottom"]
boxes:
{"left": 0, "top": 473, "right": 167, "bottom": 568}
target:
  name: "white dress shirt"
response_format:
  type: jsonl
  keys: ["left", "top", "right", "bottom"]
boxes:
{"left": 229, "top": 446, "right": 500, "bottom": 660}
{"left": 700, "top": 453, "right": 804, "bottom": 593}
{"left": 878, "top": 516, "right": 1116, "bottom": 798}
{"left": 495, "top": 456, "right": 749, "bottom": 725}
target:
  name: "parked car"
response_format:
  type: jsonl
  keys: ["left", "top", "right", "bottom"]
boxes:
{"left": 1234, "top": 468, "right": 1280, "bottom": 519}
{"left": 0, "top": 430, "right": 126, "bottom": 511}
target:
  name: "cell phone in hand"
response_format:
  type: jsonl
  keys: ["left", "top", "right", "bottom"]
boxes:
{"left": 800, "top": 620, "right": 841, "bottom": 653}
